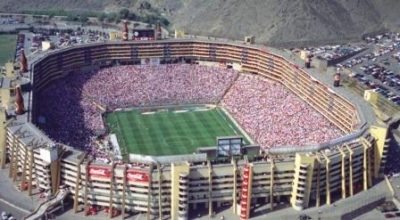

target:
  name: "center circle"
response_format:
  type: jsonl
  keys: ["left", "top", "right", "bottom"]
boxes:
{"left": 163, "top": 136, "right": 194, "bottom": 148}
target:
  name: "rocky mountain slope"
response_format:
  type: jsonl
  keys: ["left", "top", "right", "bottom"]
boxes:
{"left": 1, "top": 0, "right": 399, "bottom": 46}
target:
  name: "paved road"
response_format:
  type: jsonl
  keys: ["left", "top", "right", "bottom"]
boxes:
{"left": 0, "top": 199, "right": 28, "bottom": 220}
{"left": 25, "top": 189, "right": 70, "bottom": 220}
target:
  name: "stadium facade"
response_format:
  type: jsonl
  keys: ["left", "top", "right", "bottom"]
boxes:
{"left": 0, "top": 36, "right": 390, "bottom": 220}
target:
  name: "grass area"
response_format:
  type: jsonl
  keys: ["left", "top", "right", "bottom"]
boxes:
{"left": 0, "top": 35, "right": 16, "bottom": 64}
{"left": 105, "top": 107, "right": 247, "bottom": 156}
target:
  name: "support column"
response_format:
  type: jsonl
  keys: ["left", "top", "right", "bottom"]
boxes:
{"left": 109, "top": 162, "right": 116, "bottom": 219}
{"left": 363, "top": 145, "right": 369, "bottom": 191}
{"left": 232, "top": 158, "right": 237, "bottom": 214}
{"left": 146, "top": 164, "right": 153, "bottom": 220}
{"left": 28, "top": 148, "right": 34, "bottom": 196}
{"left": 269, "top": 159, "right": 275, "bottom": 210}
{"left": 20, "top": 147, "right": 28, "bottom": 191}
{"left": 0, "top": 116, "right": 11, "bottom": 169}
{"left": 121, "top": 165, "right": 127, "bottom": 220}
{"left": 8, "top": 141, "right": 13, "bottom": 178}
{"left": 361, "top": 137, "right": 374, "bottom": 190}
{"left": 84, "top": 162, "right": 90, "bottom": 217}
{"left": 158, "top": 163, "right": 163, "bottom": 220}
{"left": 339, "top": 147, "right": 347, "bottom": 199}
{"left": 73, "top": 153, "right": 87, "bottom": 213}
{"left": 315, "top": 156, "right": 321, "bottom": 207}
{"left": 322, "top": 153, "right": 331, "bottom": 205}
{"left": 367, "top": 146, "right": 373, "bottom": 188}
{"left": 346, "top": 145, "right": 354, "bottom": 197}
{"left": 11, "top": 141, "right": 19, "bottom": 182}
{"left": 54, "top": 148, "right": 67, "bottom": 194}
{"left": 8, "top": 133, "right": 18, "bottom": 178}
{"left": 208, "top": 160, "right": 213, "bottom": 217}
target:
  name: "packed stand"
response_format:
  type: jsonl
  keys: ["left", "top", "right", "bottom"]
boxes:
{"left": 35, "top": 64, "right": 238, "bottom": 157}
{"left": 80, "top": 64, "right": 238, "bottom": 109}
{"left": 221, "top": 74, "right": 343, "bottom": 149}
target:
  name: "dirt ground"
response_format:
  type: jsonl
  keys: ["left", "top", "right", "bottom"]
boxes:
{"left": 1, "top": 0, "right": 400, "bottom": 47}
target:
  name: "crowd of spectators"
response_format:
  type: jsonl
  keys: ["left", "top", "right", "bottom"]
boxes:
{"left": 36, "top": 64, "right": 344, "bottom": 156}
{"left": 35, "top": 64, "right": 238, "bottom": 157}
{"left": 221, "top": 74, "right": 343, "bottom": 149}
{"left": 80, "top": 64, "right": 238, "bottom": 109}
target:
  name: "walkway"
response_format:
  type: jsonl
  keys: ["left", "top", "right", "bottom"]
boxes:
{"left": 23, "top": 189, "right": 69, "bottom": 220}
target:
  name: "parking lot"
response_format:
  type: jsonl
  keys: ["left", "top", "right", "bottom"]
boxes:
{"left": 337, "top": 32, "right": 400, "bottom": 107}
{"left": 294, "top": 44, "right": 366, "bottom": 62}
{"left": 26, "top": 27, "right": 110, "bottom": 53}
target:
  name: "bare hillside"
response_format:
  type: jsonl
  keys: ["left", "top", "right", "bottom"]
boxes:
{"left": 1, "top": 0, "right": 400, "bottom": 46}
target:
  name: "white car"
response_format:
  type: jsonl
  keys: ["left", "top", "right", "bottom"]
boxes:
{"left": 1, "top": 212, "right": 8, "bottom": 220}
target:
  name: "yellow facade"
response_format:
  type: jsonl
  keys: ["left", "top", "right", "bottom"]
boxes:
{"left": 174, "top": 30, "right": 185, "bottom": 38}
{"left": 369, "top": 125, "right": 389, "bottom": 178}
{"left": 364, "top": 90, "right": 379, "bottom": 106}
{"left": 0, "top": 109, "right": 7, "bottom": 168}
{"left": 0, "top": 88, "right": 10, "bottom": 109}
{"left": 171, "top": 162, "right": 190, "bottom": 220}
{"left": 291, "top": 153, "right": 315, "bottom": 210}
{"left": 5, "top": 62, "right": 14, "bottom": 78}
{"left": 109, "top": 31, "right": 119, "bottom": 40}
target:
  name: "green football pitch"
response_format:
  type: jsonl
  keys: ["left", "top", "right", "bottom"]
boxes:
{"left": 105, "top": 107, "right": 248, "bottom": 156}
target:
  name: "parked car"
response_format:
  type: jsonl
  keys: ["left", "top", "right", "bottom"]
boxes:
{"left": 1, "top": 212, "right": 8, "bottom": 220}
{"left": 350, "top": 72, "right": 363, "bottom": 78}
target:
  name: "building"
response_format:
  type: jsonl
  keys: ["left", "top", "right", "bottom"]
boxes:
{"left": 1, "top": 38, "right": 389, "bottom": 220}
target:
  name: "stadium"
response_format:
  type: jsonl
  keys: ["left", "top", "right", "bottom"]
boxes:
{"left": 0, "top": 26, "right": 390, "bottom": 220}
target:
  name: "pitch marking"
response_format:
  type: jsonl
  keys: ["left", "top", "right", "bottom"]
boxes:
{"left": 163, "top": 136, "right": 195, "bottom": 148}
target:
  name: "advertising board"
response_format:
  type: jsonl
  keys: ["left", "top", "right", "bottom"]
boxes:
{"left": 88, "top": 166, "right": 111, "bottom": 178}
{"left": 126, "top": 170, "right": 149, "bottom": 182}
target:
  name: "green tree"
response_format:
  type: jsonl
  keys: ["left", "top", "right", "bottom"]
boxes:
{"left": 107, "top": 13, "right": 117, "bottom": 23}
{"left": 159, "top": 17, "right": 170, "bottom": 27}
{"left": 66, "top": 14, "right": 77, "bottom": 22}
{"left": 143, "top": 1, "right": 152, "bottom": 10}
{"left": 79, "top": 14, "right": 89, "bottom": 23}
{"left": 139, "top": 1, "right": 152, "bottom": 11}
{"left": 128, "top": 12, "right": 137, "bottom": 20}
{"left": 143, "top": 14, "right": 158, "bottom": 24}
{"left": 119, "top": 8, "right": 130, "bottom": 19}
{"left": 115, "top": 14, "right": 122, "bottom": 24}
{"left": 98, "top": 13, "right": 107, "bottom": 22}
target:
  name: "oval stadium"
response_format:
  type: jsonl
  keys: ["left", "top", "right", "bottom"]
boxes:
{"left": 0, "top": 26, "right": 390, "bottom": 220}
